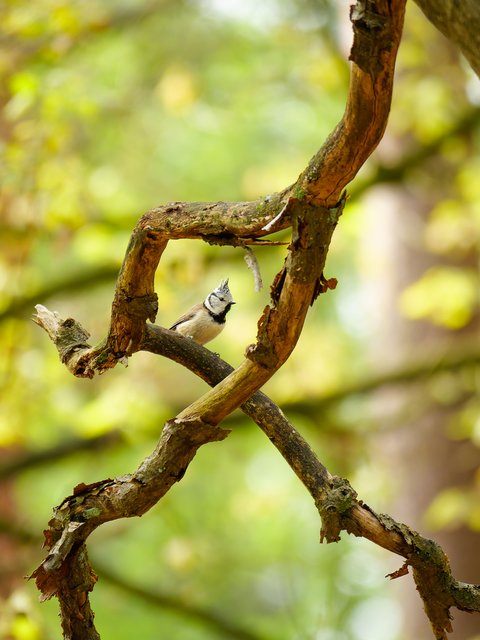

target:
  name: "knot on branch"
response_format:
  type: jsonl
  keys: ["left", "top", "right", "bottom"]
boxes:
{"left": 319, "top": 476, "right": 358, "bottom": 543}
{"left": 245, "top": 305, "right": 281, "bottom": 369}
{"left": 286, "top": 195, "right": 345, "bottom": 286}
{"left": 410, "top": 537, "right": 456, "bottom": 637}
{"left": 373, "top": 511, "right": 460, "bottom": 638}
{"left": 159, "top": 417, "right": 231, "bottom": 451}
{"left": 32, "top": 543, "right": 99, "bottom": 640}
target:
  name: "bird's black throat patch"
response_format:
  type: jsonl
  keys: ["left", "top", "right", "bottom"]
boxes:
{"left": 204, "top": 302, "right": 232, "bottom": 324}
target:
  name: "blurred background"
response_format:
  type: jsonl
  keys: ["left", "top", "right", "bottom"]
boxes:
{"left": 1, "top": 1, "right": 479, "bottom": 639}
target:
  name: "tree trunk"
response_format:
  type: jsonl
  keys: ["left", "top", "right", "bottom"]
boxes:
{"left": 368, "top": 185, "right": 480, "bottom": 639}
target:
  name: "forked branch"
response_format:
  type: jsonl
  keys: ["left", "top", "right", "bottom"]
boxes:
{"left": 32, "top": 314, "right": 480, "bottom": 640}
{"left": 37, "top": 2, "right": 480, "bottom": 640}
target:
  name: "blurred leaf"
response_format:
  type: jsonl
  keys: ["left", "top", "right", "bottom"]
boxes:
{"left": 400, "top": 267, "right": 479, "bottom": 329}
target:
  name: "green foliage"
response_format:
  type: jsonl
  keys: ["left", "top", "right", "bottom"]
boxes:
{"left": 1, "top": 1, "right": 479, "bottom": 639}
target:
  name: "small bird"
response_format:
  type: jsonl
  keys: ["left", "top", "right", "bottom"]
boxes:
{"left": 169, "top": 279, "right": 236, "bottom": 345}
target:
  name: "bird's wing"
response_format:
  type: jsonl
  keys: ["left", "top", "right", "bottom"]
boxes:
{"left": 169, "top": 303, "right": 203, "bottom": 330}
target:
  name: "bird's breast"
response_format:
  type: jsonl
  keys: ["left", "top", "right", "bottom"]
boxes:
{"left": 175, "top": 314, "right": 225, "bottom": 345}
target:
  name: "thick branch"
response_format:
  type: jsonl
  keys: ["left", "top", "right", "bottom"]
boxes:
{"left": 31, "top": 415, "right": 229, "bottom": 637}
{"left": 7, "top": 103, "right": 479, "bottom": 333}
{"left": 144, "top": 326, "right": 480, "bottom": 640}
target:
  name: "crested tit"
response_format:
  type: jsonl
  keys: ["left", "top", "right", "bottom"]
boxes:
{"left": 169, "top": 279, "right": 235, "bottom": 345}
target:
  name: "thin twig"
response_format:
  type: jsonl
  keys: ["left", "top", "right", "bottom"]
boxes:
{"left": 243, "top": 247, "right": 263, "bottom": 292}
{"left": 0, "top": 431, "right": 123, "bottom": 481}
{"left": 96, "top": 563, "right": 268, "bottom": 640}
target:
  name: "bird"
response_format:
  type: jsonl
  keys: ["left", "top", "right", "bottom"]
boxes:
{"left": 169, "top": 279, "right": 235, "bottom": 345}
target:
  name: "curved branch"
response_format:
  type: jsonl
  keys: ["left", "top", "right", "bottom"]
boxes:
{"left": 141, "top": 326, "right": 480, "bottom": 640}
{"left": 31, "top": 318, "right": 480, "bottom": 640}
{"left": 5, "top": 100, "right": 478, "bottom": 333}
{"left": 51, "top": 2, "right": 406, "bottom": 424}
{"left": 32, "top": 3, "right": 412, "bottom": 638}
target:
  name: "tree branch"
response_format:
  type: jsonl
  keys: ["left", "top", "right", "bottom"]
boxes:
{"left": 31, "top": 2, "right": 433, "bottom": 639}
{"left": 140, "top": 326, "right": 480, "bottom": 640}
{"left": 31, "top": 317, "right": 480, "bottom": 640}
{"left": 5, "top": 104, "right": 479, "bottom": 330}
{"left": 34, "top": 1, "right": 406, "bottom": 423}
{"left": 95, "top": 563, "right": 268, "bottom": 640}
{"left": 0, "top": 431, "right": 123, "bottom": 481}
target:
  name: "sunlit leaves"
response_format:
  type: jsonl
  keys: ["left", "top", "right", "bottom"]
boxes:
{"left": 155, "top": 65, "right": 199, "bottom": 115}
{"left": 425, "top": 200, "right": 480, "bottom": 256}
{"left": 400, "top": 266, "right": 479, "bottom": 329}
{"left": 425, "top": 483, "right": 480, "bottom": 531}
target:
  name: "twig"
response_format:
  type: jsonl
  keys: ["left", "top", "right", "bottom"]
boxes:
{"left": 261, "top": 201, "right": 289, "bottom": 232}
{"left": 0, "top": 431, "right": 123, "bottom": 480}
{"left": 0, "top": 514, "right": 266, "bottom": 640}
{"left": 96, "top": 563, "right": 268, "bottom": 640}
{"left": 243, "top": 247, "right": 263, "bottom": 292}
